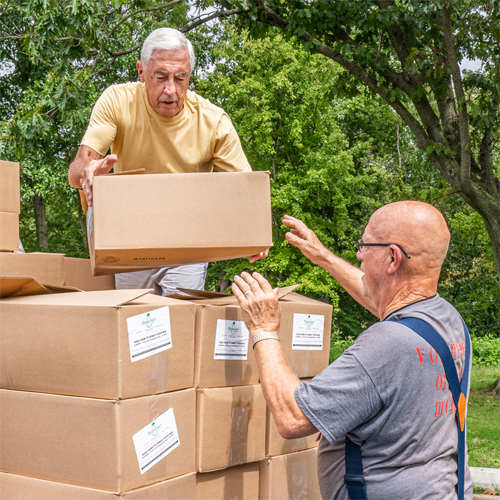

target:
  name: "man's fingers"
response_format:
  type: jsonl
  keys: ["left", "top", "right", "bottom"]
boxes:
{"left": 231, "top": 282, "right": 246, "bottom": 303}
{"left": 240, "top": 271, "right": 263, "bottom": 295}
{"left": 252, "top": 271, "right": 275, "bottom": 295}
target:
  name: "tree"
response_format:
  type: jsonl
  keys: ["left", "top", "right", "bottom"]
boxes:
{"left": 188, "top": 0, "right": 500, "bottom": 284}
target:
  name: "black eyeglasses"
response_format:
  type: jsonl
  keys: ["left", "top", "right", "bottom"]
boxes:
{"left": 357, "top": 240, "right": 411, "bottom": 259}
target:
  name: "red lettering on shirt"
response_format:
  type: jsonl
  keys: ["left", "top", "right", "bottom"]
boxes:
{"left": 434, "top": 401, "right": 444, "bottom": 418}
{"left": 430, "top": 348, "right": 440, "bottom": 364}
{"left": 436, "top": 374, "right": 448, "bottom": 391}
{"left": 414, "top": 346, "right": 425, "bottom": 366}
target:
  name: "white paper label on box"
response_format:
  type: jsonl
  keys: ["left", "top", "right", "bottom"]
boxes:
{"left": 127, "top": 306, "right": 172, "bottom": 362}
{"left": 292, "top": 314, "right": 325, "bottom": 350}
{"left": 132, "top": 408, "right": 180, "bottom": 475}
{"left": 213, "top": 319, "right": 250, "bottom": 360}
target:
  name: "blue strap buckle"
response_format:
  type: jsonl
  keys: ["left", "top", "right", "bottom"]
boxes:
{"left": 344, "top": 474, "right": 366, "bottom": 486}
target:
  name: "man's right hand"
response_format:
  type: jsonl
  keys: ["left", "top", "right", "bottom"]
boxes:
{"left": 80, "top": 154, "right": 118, "bottom": 207}
{"left": 68, "top": 145, "right": 117, "bottom": 207}
{"left": 282, "top": 215, "right": 330, "bottom": 266}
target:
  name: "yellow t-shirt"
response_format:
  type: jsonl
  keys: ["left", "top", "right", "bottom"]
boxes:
{"left": 81, "top": 83, "right": 251, "bottom": 174}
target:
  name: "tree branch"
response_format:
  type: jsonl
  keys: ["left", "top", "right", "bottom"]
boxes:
{"left": 180, "top": 7, "right": 245, "bottom": 33}
{"left": 441, "top": 2, "right": 472, "bottom": 192}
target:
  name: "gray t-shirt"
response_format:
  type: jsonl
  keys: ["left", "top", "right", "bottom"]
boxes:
{"left": 295, "top": 295, "right": 472, "bottom": 500}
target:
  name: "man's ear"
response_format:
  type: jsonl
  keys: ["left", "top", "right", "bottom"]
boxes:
{"left": 387, "top": 245, "right": 403, "bottom": 275}
{"left": 137, "top": 61, "right": 145, "bottom": 82}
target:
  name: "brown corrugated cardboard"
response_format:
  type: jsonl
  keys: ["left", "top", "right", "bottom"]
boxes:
{"left": 0, "top": 472, "right": 197, "bottom": 499}
{"left": 0, "top": 290, "right": 195, "bottom": 398}
{"left": 266, "top": 379, "right": 320, "bottom": 456}
{"left": 259, "top": 448, "right": 321, "bottom": 500}
{"left": 0, "top": 212, "right": 19, "bottom": 252}
{"left": 89, "top": 171, "right": 273, "bottom": 276}
{"left": 0, "top": 252, "right": 66, "bottom": 284}
{"left": 0, "top": 389, "right": 196, "bottom": 493}
{"left": 64, "top": 257, "right": 115, "bottom": 290}
{"left": 196, "top": 385, "right": 266, "bottom": 473}
{"left": 196, "top": 462, "right": 259, "bottom": 500}
{"left": 186, "top": 286, "right": 331, "bottom": 387}
{"left": 0, "top": 277, "right": 80, "bottom": 298}
{"left": 0, "top": 160, "right": 20, "bottom": 214}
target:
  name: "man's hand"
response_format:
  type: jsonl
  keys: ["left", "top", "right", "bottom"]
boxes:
{"left": 68, "top": 145, "right": 118, "bottom": 207}
{"left": 283, "top": 215, "right": 330, "bottom": 266}
{"left": 81, "top": 154, "right": 118, "bottom": 207}
{"left": 248, "top": 249, "right": 269, "bottom": 264}
{"left": 232, "top": 271, "right": 280, "bottom": 337}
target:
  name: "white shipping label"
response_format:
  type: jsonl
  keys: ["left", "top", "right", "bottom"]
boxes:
{"left": 292, "top": 314, "right": 325, "bottom": 350}
{"left": 127, "top": 306, "right": 172, "bottom": 362}
{"left": 213, "top": 319, "right": 250, "bottom": 360}
{"left": 132, "top": 408, "right": 180, "bottom": 475}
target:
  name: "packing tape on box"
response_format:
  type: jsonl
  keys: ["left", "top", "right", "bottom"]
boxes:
{"left": 294, "top": 350, "right": 311, "bottom": 379}
{"left": 290, "top": 459, "right": 308, "bottom": 500}
{"left": 227, "top": 403, "right": 250, "bottom": 467}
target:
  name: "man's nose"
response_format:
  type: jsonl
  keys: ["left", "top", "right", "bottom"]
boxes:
{"left": 163, "top": 79, "right": 176, "bottom": 95}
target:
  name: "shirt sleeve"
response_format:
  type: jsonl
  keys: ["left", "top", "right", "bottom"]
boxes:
{"left": 294, "top": 352, "right": 382, "bottom": 444}
{"left": 212, "top": 113, "right": 252, "bottom": 172}
{"left": 80, "top": 86, "right": 118, "bottom": 156}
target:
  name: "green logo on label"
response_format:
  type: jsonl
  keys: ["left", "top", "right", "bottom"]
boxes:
{"left": 304, "top": 315, "right": 314, "bottom": 328}
{"left": 142, "top": 312, "right": 156, "bottom": 329}
{"left": 228, "top": 321, "right": 239, "bottom": 336}
{"left": 148, "top": 422, "right": 162, "bottom": 437}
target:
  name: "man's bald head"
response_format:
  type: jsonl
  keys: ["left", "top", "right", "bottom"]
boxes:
{"left": 367, "top": 201, "right": 450, "bottom": 270}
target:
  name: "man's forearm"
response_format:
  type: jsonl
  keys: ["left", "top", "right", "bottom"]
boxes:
{"left": 253, "top": 339, "right": 317, "bottom": 439}
{"left": 317, "top": 249, "right": 378, "bottom": 316}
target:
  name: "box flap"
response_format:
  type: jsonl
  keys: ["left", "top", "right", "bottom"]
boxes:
{"left": 107, "top": 168, "right": 146, "bottom": 176}
{"left": 0, "top": 277, "right": 81, "bottom": 298}
{"left": 171, "top": 284, "right": 300, "bottom": 306}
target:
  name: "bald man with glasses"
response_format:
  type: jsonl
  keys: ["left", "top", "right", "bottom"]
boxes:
{"left": 231, "top": 201, "right": 472, "bottom": 500}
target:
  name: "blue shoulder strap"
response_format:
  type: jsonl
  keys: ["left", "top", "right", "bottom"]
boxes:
{"left": 344, "top": 317, "right": 471, "bottom": 500}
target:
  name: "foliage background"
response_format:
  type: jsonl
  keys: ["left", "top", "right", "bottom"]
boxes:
{"left": 0, "top": 4, "right": 498, "bottom": 342}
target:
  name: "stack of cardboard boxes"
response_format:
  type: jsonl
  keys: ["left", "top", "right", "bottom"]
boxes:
{"left": 0, "top": 165, "right": 332, "bottom": 499}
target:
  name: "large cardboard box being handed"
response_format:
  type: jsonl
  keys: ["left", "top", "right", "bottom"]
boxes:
{"left": 88, "top": 171, "right": 273, "bottom": 276}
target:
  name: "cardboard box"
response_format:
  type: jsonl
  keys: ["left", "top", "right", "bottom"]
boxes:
{"left": 259, "top": 448, "right": 321, "bottom": 500}
{"left": 266, "top": 379, "right": 319, "bottom": 456}
{"left": 0, "top": 252, "right": 65, "bottom": 285}
{"left": 196, "top": 385, "right": 266, "bottom": 472}
{"left": 0, "top": 276, "right": 80, "bottom": 298}
{"left": 0, "top": 471, "right": 197, "bottom": 499}
{"left": 196, "top": 462, "right": 259, "bottom": 500}
{"left": 0, "top": 290, "right": 196, "bottom": 399}
{"left": 65, "top": 257, "right": 115, "bottom": 290}
{"left": 0, "top": 388, "right": 196, "bottom": 493}
{"left": 176, "top": 287, "right": 332, "bottom": 388}
{"left": 89, "top": 171, "right": 273, "bottom": 276}
{"left": 0, "top": 160, "right": 20, "bottom": 214}
{"left": 0, "top": 212, "right": 19, "bottom": 252}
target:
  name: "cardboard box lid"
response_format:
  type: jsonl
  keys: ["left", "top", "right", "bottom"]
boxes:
{"left": 0, "top": 160, "right": 20, "bottom": 213}
{"left": 0, "top": 287, "right": 151, "bottom": 306}
{"left": 0, "top": 277, "right": 81, "bottom": 298}
{"left": 171, "top": 284, "right": 300, "bottom": 305}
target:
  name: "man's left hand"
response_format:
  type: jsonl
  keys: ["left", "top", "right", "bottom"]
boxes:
{"left": 232, "top": 271, "right": 280, "bottom": 337}
{"left": 248, "top": 249, "right": 270, "bottom": 263}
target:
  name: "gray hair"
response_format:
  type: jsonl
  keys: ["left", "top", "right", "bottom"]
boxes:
{"left": 141, "top": 28, "right": 195, "bottom": 72}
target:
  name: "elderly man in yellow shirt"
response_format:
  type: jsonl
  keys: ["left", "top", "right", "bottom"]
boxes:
{"left": 69, "top": 28, "right": 267, "bottom": 295}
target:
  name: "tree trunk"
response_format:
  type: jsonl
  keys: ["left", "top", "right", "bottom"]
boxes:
{"left": 217, "top": 278, "right": 231, "bottom": 293}
{"left": 33, "top": 194, "right": 48, "bottom": 251}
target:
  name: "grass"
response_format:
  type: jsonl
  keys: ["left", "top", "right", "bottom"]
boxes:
{"left": 467, "top": 364, "right": 500, "bottom": 469}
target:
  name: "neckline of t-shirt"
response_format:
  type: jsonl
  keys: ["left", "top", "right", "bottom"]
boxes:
{"left": 383, "top": 294, "right": 439, "bottom": 321}
{"left": 140, "top": 83, "right": 187, "bottom": 123}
